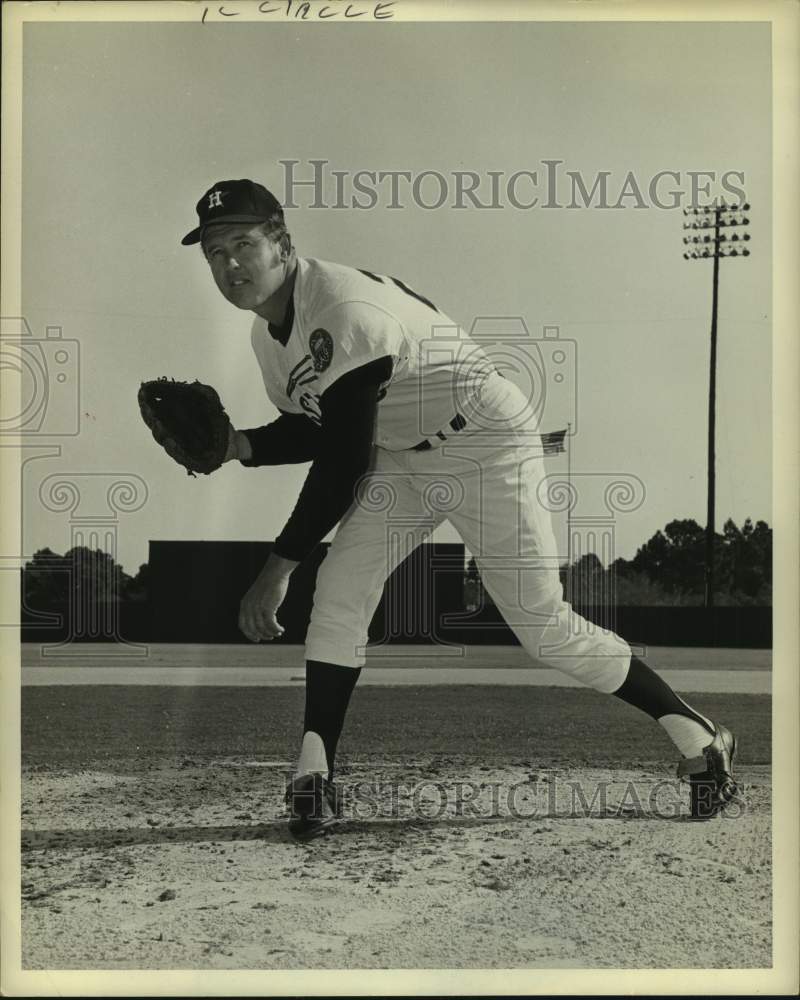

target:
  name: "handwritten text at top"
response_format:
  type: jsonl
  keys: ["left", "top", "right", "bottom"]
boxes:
{"left": 201, "top": 1, "right": 396, "bottom": 22}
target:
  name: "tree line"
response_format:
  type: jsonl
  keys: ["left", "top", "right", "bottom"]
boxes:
{"left": 469, "top": 517, "right": 772, "bottom": 607}
{"left": 22, "top": 548, "right": 150, "bottom": 608}
{"left": 24, "top": 516, "right": 771, "bottom": 612}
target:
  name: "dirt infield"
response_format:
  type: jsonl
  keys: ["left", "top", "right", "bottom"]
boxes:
{"left": 20, "top": 686, "right": 772, "bottom": 969}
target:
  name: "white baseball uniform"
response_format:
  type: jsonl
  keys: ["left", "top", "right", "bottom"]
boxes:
{"left": 249, "top": 256, "right": 632, "bottom": 685}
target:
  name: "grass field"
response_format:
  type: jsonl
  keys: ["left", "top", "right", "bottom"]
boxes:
{"left": 20, "top": 642, "right": 774, "bottom": 671}
{"left": 22, "top": 684, "right": 771, "bottom": 771}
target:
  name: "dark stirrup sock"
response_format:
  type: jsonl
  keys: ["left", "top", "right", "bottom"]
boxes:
{"left": 614, "top": 656, "right": 714, "bottom": 729}
{"left": 613, "top": 656, "right": 716, "bottom": 758}
{"left": 303, "top": 660, "right": 362, "bottom": 779}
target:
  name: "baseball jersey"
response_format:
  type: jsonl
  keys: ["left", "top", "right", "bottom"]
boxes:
{"left": 250, "top": 257, "right": 496, "bottom": 450}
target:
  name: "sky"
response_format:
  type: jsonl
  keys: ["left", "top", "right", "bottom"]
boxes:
{"left": 16, "top": 16, "right": 772, "bottom": 576}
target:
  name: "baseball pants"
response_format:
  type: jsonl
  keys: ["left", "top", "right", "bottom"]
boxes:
{"left": 305, "top": 371, "right": 632, "bottom": 693}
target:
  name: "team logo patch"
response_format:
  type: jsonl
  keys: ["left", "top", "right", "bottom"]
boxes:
{"left": 309, "top": 329, "right": 334, "bottom": 372}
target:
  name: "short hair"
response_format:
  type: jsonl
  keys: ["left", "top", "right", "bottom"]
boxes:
{"left": 259, "top": 212, "right": 288, "bottom": 243}
{"left": 201, "top": 215, "right": 293, "bottom": 257}
{"left": 260, "top": 216, "right": 294, "bottom": 258}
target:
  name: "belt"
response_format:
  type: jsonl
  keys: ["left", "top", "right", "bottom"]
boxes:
{"left": 412, "top": 412, "right": 468, "bottom": 451}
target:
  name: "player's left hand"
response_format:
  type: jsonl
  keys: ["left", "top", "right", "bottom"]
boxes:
{"left": 238, "top": 556, "right": 297, "bottom": 642}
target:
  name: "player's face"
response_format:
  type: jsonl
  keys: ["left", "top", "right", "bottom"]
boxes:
{"left": 203, "top": 224, "right": 285, "bottom": 310}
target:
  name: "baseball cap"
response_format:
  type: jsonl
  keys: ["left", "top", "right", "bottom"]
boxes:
{"left": 181, "top": 179, "right": 284, "bottom": 246}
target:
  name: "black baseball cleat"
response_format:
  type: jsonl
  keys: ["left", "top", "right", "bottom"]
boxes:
{"left": 677, "top": 723, "right": 740, "bottom": 820}
{"left": 285, "top": 772, "right": 340, "bottom": 842}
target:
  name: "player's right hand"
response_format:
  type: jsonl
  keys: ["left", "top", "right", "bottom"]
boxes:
{"left": 238, "top": 563, "right": 290, "bottom": 642}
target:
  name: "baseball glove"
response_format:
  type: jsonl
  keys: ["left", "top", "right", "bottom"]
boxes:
{"left": 138, "top": 377, "right": 231, "bottom": 477}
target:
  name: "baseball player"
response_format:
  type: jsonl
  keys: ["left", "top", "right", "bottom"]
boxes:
{"left": 181, "top": 178, "right": 739, "bottom": 839}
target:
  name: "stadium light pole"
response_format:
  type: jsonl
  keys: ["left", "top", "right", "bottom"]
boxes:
{"left": 682, "top": 201, "right": 752, "bottom": 608}
{"left": 566, "top": 420, "right": 572, "bottom": 598}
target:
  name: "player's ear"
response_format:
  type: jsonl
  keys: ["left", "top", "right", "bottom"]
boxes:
{"left": 278, "top": 231, "right": 293, "bottom": 261}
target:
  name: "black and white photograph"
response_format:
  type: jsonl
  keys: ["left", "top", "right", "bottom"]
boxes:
{"left": 1, "top": 0, "right": 798, "bottom": 995}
